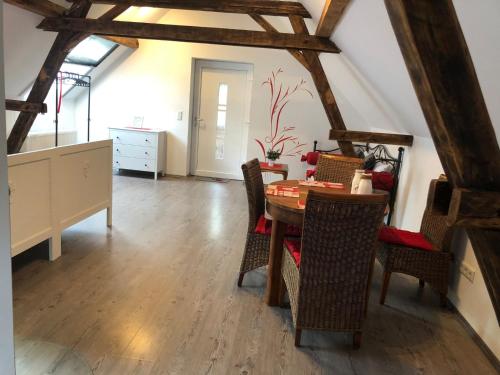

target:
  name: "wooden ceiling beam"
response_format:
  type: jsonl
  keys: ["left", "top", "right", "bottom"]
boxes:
{"left": 3, "top": 0, "right": 66, "bottom": 18}
{"left": 4, "top": 0, "right": 138, "bottom": 49}
{"left": 37, "top": 17, "right": 341, "bottom": 53}
{"left": 385, "top": 0, "right": 500, "bottom": 322}
{"left": 7, "top": 4, "right": 131, "bottom": 154}
{"left": 288, "top": 15, "right": 355, "bottom": 156}
{"left": 316, "top": 0, "right": 351, "bottom": 37}
{"left": 70, "top": 0, "right": 312, "bottom": 18}
{"left": 100, "top": 35, "right": 139, "bottom": 48}
{"left": 5, "top": 100, "right": 47, "bottom": 114}
{"left": 330, "top": 129, "right": 414, "bottom": 146}
{"left": 448, "top": 189, "right": 500, "bottom": 229}
{"left": 248, "top": 14, "right": 309, "bottom": 71}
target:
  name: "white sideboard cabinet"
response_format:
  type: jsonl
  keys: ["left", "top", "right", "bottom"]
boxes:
{"left": 109, "top": 127, "right": 166, "bottom": 180}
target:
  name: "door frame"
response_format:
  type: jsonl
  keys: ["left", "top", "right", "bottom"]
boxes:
{"left": 188, "top": 59, "right": 253, "bottom": 179}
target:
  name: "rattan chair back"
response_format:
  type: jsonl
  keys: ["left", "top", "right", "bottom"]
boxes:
{"left": 420, "top": 180, "right": 454, "bottom": 252}
{"left": 315, "top": 154, "right": 364, "bottom": 187}
{"left": 296, "top": 191, "right": 388, "bottom": 330}
{"left": 241, "top": 159, "right": 265, "bottom": 233}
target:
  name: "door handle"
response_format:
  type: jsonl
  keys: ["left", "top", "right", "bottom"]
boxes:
{"left": 195, "top": 117, "right": 206, "bottom": 129}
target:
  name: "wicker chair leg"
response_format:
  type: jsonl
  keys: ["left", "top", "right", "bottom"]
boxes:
{"left": 237, "top": 273, "right": 245, "bottom": 287}
{"left": 419, "top": 279, "right": 425, "bottom": 288}
{"left": 353, "top": 331, "right": 362, "bottom": 349}
{"left": 278, "top": 276, "right": 286, "bottom": 307}
{"left": 440, "top": 293, "right": 448, "bottom": 308}
{"left": 380, "top": 271, "right": 392, "bottom": 305}
{"left": 294, "top": 328, "right": 302, "bottom": 347}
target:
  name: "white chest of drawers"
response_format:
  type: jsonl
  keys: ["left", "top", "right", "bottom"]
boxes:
{"left": 109, "top": 127, "right": 166, "bottom": 180}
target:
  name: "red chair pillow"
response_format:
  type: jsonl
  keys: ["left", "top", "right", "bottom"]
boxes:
{"left": 301, "top": 152, "right": 320, "bottom": 166}
{"left": 284, "top": 239, "right": 302, "bottom": 266}
{"left": 379, "top": 226, "right": 435, "bottom": 251}
{"left": 369, "top": 171, "right": 394, "bottom": 192}
{"left": 255, "top": 215, "right": 301, "bottom": 237}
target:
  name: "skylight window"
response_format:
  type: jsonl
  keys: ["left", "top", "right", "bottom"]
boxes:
{"left": 65, "top": 35, "right": 118, "bottom": 67}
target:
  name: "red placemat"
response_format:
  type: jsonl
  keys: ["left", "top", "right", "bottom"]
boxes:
{"left": 266, "top": 185, "right": 299, "bottom": 197}
{"left": 260, "top": 162, "right": 284, "bottom": 169}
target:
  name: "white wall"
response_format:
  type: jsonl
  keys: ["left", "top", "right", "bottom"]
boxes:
{"left": 0, "top": 4, "right": 16, "bottom": 373}
{"left": 73, "top": 10, "right": 391, "bottom": 179}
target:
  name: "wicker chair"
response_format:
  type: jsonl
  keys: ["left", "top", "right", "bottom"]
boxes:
{"left": 238, "top": 159, "right": 270, "bottom": 287}
{"left": 315, "top": 154, "right": 364, "bottom": 188}
{"left": 238, "top": 159, "right": 300, "bottom": 286}
{"left": 377, "top": 179, "right": 455, "bottom": 306}
{"left": 280, "top": 191, "right": 388, "bottom": 348}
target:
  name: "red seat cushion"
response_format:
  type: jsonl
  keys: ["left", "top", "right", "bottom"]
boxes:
{"left": 369, "top": 171, "right": 394, "bottom": 192}
{"left": 379, "top": 226, "right": 435, "bottom": 251}
{"left": 255, "top": 215, "right": 301, "bottom": 237}
{"left": 284, "top": 239, "right": 302, "bottom": 266}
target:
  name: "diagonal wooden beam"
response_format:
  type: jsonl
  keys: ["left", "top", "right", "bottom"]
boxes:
{"left": 385, "top": 0, "right": 500, "bottom": 322}
{"left": 316, "top": 0, "right": 351, "bottom": 37}
{"left": 3, "top": 0, "right": 66, "bottom": 17}
{"left": 7, "top": 4, "right": 131, "bottom": 154}
{"left": 289, "top": 15, "right": 355, "bottom": 156}
{"left": 5, "top": 100, "right": 47, "bottom": 114}
{"left": 71, "top": 0, "right": 312, "bottom": 18}
{"left": 37, "top": 18, "right": 341, "bottom": 53}
{"left": 248, "top": 14, "right": 309, "bottom": 71}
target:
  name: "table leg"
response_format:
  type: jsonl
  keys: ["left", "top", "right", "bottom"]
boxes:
{"left": 265, "top": 219, "right": 286, "bottom": 306}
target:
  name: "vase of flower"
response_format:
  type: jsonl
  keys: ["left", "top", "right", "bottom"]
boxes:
{"left": 266, "top": 149, "right": 281, "bottom": 167}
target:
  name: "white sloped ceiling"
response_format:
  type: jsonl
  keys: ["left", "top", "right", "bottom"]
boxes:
{"left": 3, "top": 3, "right": 167, "bottom": 100}
{"left": 302, "top": 0, "right": 500, "bottom": 140}
{"left": 3, "top": 4, "right": 56, "bottom": 99}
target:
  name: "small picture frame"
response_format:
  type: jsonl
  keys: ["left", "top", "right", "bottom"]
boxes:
{"left": 133, "top": 116, "right": 144, "bottom": 128}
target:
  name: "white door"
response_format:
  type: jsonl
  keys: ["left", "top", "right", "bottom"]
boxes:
{"left": 191, "top": 61, "right": 251, "bottom": 180}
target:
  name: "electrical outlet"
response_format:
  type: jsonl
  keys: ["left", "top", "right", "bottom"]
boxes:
{"left": 459, "top": 262, "right": 475, "bottom": 283}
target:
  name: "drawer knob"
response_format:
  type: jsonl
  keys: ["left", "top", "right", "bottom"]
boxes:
{"left": 116, "top": 148, "right": 119, "bottom": 152}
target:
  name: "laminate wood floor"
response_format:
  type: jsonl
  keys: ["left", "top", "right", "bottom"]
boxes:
{"left": 12, "top": 175, "right": 498, "bottom": 374}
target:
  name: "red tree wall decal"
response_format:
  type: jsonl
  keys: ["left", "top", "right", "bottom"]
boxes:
{"left": 255, "top": 69, "right": 312, "bottom": 160}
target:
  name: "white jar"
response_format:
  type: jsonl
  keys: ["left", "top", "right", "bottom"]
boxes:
{"left": 268, "top": 160, "right": 274, "bottom": 167}
{"left": 357, "top": 173, "right": 373, "bottom": 194}
{"left": 351, "top": 169, "right": 365, "bottom": 194}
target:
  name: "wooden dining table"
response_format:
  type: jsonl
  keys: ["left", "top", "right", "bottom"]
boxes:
{"left": 264, "top": 179, "right": 349, "bottom": 306}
